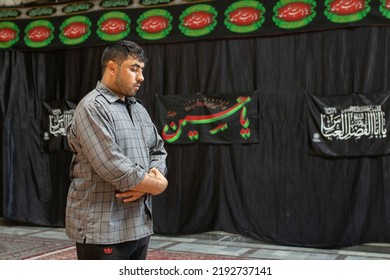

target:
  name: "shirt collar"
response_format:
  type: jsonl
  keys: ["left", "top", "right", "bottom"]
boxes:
{"left": 95, "top": 81, "right": 137, "bottom": 105}
{"left": 95, "top": 81, "right": 119, "bottom": 104}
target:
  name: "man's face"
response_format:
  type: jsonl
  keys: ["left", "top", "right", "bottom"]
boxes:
{"left": 113, "top": 56, "right": 145, "bottom": 99}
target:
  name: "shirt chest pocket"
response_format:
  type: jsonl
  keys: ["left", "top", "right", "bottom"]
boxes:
{"left": 138, "top": 120, "right": 155, "bottom": 148}
{"left": 115, "top": 119, "right": 155, "bottom": 148}
{"left": 114, "top": 105, "right": 156, "bottom": 150}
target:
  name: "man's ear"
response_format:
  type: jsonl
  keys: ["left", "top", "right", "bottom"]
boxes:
{"left": 107, "top": 60, "right": 117, "bottom": 74}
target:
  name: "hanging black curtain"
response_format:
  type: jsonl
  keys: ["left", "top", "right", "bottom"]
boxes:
{"left": 1, "top": 26, "right": 390, "bottom": 247}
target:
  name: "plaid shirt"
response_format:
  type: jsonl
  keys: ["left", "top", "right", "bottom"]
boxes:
{"left": 65, "top": 82, "right": 167, "bottom": 244}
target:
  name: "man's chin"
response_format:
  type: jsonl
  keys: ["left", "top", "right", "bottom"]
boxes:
{"left": 126, "top": 91, "right": 137, "bottom": 97}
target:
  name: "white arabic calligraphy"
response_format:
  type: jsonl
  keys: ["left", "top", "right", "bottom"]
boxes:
{"left": 49, "top": 109, "right": 75, "bottom": 136}
{"left": 321, "top": 106, "right": 387, "bottom": 140}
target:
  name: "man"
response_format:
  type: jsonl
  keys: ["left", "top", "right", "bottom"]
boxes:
{"left": 65, "top": 40, "right": 168, "bottom": 260}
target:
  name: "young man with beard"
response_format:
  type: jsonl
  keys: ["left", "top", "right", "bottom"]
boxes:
{"left": 65, "top": 40, "right": 168, "bottom": 260}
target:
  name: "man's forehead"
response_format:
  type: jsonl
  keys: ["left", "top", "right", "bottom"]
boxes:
{"left": 125, "top": 55, "right": 145, "bottom": 68}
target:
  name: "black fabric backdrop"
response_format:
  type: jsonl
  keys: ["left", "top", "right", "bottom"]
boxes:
{"left": 1, "top": 26, "right": 390, "bottom": 248}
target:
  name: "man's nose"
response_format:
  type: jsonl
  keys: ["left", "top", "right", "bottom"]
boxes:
{"left": 137, "top": 72, "right": 144, "bottom": 82}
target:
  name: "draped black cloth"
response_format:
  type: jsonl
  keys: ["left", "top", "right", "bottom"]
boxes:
{"left": 1, "top": 26, "right": 390, "bottom": 248}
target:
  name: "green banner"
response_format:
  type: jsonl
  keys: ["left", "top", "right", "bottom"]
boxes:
{"left": 1, "top": 0, "right": 389, "bottom": 50}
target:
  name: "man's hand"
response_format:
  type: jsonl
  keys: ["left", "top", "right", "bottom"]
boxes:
{"left": 149, "top": 167, "right": 167, "bottom": 182}
{"left": 141, "top": 167, "right": 168, "bottom": 195}
{"left": 116, "top": 167, "right": 168, "bottom": 202}
{"left": 115, "top": 190, "right": 145, "bottom": 203}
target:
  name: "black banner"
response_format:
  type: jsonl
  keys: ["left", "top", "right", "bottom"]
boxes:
{"left": 42, "top": 99, "right": 76, "bottom": 152}
{"left": 306, "top": 93, "right": 390, "bottom": 157}
{"left": 155, "top": 93, "right": 259, "bottom": 144}
{"left": 1, "top": 0, "right": 390, "bottom": 50}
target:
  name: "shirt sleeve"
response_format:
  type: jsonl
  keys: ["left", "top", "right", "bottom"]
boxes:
{"left": 149, "top": 123, "right": 168, "bottom": 176}
{"left": 69, "top": 99, "right": 146, "bottom": 191}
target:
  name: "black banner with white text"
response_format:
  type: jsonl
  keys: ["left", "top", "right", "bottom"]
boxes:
{"left": 42, "top": 99, "right": 76, "bottom": 152}
{"left": 307, "top": 93, "right": 390, "bottom": 157}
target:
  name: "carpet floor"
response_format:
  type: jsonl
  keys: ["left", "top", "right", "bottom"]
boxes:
{"left": 30, "top": 247, "right": 243, "bottom": 260}
{"left": 0, "top": 233, "right": 242, "bottom": 260}
{"left": 0, "top": 233, "right": 73, "bottom": 260}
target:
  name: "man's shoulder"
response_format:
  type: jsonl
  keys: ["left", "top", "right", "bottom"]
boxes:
{"left": 80, "top": 87, "right": 114, "bottom": 106}
{"left": 79, "top": 82, "right": 118, "bottom": 105}
{"left": 76, "top": 90, "right": 98, "bottom": 108}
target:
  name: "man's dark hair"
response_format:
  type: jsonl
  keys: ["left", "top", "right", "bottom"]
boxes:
{"left": 101, "top": 40, "right": 148, "bottom": 73}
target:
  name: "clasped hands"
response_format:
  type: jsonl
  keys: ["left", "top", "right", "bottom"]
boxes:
{"left": 115, "top": 167, "right": 168, "bottom": 203}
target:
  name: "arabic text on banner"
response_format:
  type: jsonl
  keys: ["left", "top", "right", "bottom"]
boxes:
{"left": 306, "top": 93, "right": 390, "bottom": 157}
{"left": 42, "top": 99, "right": 76, "bottom": 152}
{"left": 155, "top": 92, "right": 259, "bottom": 145}
{"left": 2, "top": 0, "right": 390, "bottom": 50}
